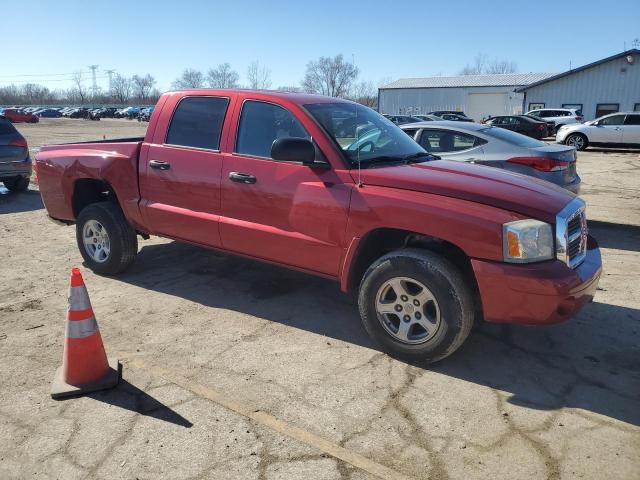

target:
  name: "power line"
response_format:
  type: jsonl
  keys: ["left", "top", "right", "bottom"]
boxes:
{"left": 0, "top": 71, "right": 94, "bottom": 78}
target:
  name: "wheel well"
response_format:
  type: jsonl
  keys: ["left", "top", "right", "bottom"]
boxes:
{"left": 72, "top": 179, "right": 118, "bottom": 217}
{"left": 347, "top": 228, "right": 482, "bottom": 315}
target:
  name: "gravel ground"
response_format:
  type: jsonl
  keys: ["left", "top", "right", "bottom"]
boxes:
{"left": 0, "top": 118, "right": 638, "bottom": 480}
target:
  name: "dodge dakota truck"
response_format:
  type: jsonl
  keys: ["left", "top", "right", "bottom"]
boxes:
{"left": 35, "top": 89, "right": 602, "bottom": 363}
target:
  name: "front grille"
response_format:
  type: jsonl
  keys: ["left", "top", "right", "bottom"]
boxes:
{"left": 556, "top": 198, "right": 588, "bottom": 269}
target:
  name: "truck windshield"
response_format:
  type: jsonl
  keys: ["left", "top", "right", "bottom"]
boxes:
{"left": 304, "top": 102, "right": 429, "bottom": 167}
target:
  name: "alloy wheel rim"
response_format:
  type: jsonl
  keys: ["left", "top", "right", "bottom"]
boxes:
{"left": 375, "top": 276, "right": 441, "bottom": 344}
{"left": 568, "top": 135, "right": 584, "bottom": 149}
{"left": 82, "top": 220, "right": 110, "bottom": 263}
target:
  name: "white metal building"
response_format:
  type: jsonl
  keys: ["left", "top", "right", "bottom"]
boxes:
{"left": 378, "top": 73, "right": 555, "bottom": 121}
{"left": 516, "top": 49, "right": 640, "bottom": 120}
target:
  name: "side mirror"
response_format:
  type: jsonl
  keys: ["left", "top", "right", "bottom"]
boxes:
{"left": 271, "top": 137, "right": 316, "bottom": 166}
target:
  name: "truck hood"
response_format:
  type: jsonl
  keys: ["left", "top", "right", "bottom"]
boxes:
{"left": 354, "top": 159, "right": 574, "bottom": 223}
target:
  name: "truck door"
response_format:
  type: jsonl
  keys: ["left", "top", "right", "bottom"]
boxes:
{"left": 219, "top": 99, "right": 350, "bottom": 276}
{"left": 138, "top": 95, "right": 230, "bottom": 246}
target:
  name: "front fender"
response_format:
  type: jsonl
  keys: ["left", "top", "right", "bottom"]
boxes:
{"left": 339, "top": 185, "right": 523, "bottom": 290}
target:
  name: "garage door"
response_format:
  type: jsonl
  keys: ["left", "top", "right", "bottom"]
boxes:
{"left": 466, "top": 93, "right": 510, "bottom": 122}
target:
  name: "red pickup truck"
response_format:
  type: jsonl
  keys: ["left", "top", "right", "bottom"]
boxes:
{"left": 36, "top": 89, "right": 602, "bottom": 362}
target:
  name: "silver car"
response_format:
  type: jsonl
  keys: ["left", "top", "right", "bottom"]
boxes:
{"left": 556, "top": 112, "right": 640, "bottom": 150}
{"left": 400, "top": 121, "right": 580, "bottom": 193}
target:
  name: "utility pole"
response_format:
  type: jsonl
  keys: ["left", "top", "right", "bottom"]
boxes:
{"left": 105, "top": 69, "right": 115, "bottom": 93}
{"left": 88, "top": 65, "right": 99, "bottom": 97}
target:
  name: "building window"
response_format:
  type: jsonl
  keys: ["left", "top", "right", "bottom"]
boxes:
{"left": 595, "top": 103, "right": 619, "bottom": 118}
{"left": 634, "top": 103, "right": 640, "bottom": 112}
{"left": 528, "top": 103, "right": 545, "bottom": 111}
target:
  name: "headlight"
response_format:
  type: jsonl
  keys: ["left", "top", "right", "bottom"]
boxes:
{"left": 503, "top": 219, "right": 554, "bottom": 263}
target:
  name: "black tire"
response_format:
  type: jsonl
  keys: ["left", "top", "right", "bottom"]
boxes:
{"left": 565, "top": 133, "right": 588, "bottom": 151}
{"left": 3, "top": 175, "right": 30, "bottom": 192}
{"left": 76, "top": 202, "right": 138, "bottom": 274}
{"left": 358, "top": 248, "right": 474, "bottom": 363}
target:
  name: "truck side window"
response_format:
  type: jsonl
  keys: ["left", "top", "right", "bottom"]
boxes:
{"left": 236, "top": 101, "right": 309, "bottom": 159}
{"left": 165, "top": 96, "right": 229, "bottom": 150}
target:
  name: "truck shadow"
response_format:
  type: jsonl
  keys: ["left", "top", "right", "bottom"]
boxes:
{"left": 114, "top": 240, "right": 640, "bottom": 427}
{"left": 0, "top": 187, "right": 44, "bottom": 214}
{"left": 589, "top": 220, "right": 640, "bottom": 252}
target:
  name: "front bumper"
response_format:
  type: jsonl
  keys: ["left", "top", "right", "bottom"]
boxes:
{"left": 471, "top": 235, "right": 601, "bottom": 325}
{"left": 0, "top": 157, "right": 32, "bottom": 179}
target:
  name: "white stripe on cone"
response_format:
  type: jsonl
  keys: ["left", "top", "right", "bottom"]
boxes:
{"left": 68, "top": 285, "right": 92, "bottom": 311}
{"left": 66, "top": 316, "right": 99, "bottom": 339}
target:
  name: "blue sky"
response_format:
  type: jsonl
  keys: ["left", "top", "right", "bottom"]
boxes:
{"left": 2, "top": 0, "right": 639, "bottom": 92}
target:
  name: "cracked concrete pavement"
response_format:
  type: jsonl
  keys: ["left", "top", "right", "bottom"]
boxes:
{"left": 0, "top": 119, "right": 638, "bottom": 479}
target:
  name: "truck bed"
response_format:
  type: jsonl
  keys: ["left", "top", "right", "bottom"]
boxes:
{"left": 36, "top": 139, "right": 145, "bottom": 228}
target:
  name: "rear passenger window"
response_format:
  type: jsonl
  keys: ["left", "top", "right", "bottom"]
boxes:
{"left": 236, "top": 101, "right": 309, "bottom": 159}
{"left": 419, "top": 130, "right": 484, "bottom": 153}
{"left": 624, "top": 114, "right": 640, "bottom": 125}
{"left": 166, "top": 96, "right": 229, "bottom": 150}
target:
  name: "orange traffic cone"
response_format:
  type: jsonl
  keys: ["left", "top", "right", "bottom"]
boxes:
{"left": 51, "top": 267, "right": 120, "bottom": 399}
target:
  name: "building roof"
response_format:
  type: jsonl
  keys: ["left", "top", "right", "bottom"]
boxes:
{"left": 516, "top": 49, "right": 640, "bottom": 92}
{"left": 380, "top": 73, "right": 556, "bottom": 90}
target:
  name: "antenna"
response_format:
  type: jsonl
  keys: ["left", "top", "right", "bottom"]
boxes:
{"left": 352, "top": 53, "right": 362, "bottom": 188}
{"left": 88, "top": 65, "right": 99, "bottom": 96}
{"left": 105, "top": 69, "right": 115, "bottom": 93}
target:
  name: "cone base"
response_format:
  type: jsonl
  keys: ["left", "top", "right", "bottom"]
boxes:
{"left": 51, "top": 357, "right": 121, "bottom": 399}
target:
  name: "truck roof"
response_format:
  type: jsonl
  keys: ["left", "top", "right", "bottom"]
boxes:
{"left": 164, "top": 88, "right": 352, "bottom": 105}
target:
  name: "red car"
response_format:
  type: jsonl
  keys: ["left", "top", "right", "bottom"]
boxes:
{"left": 35, "top": 89, "right": 602, "bottom": 363}
{"left": 1, "top": 108, "right": 39, "bottom": 123}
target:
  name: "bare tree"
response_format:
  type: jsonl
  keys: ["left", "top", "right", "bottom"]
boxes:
{"left": 485, "top": 59, "right": 517, "bottom": 74}
{"left": 111, "top": 74, "right": 133, "bottom": 104}
{"left": 302, "top": 54, "right": 359, "bottom": 98}
{"left": 71, "top": 71, "right": 88, "bottom": 104}
{"left": 207, "top": 63, "right": 239, "bottom": 88}
{"left": 172, "top": 68, "right": 205, "bottom": 89}
{"left": 132, "top": 74, "right": 156, "bottom": 101}
{"left": 277, "top": 85, "right": 302, "bottom": 93}
{"left": 460, "top": 53, "right": 517, "bottom": 75}
{"left": 246, "top": 61, "right": 272, "bottom": 89}
{"left": 349, "top": 80, "right": 377, "bottom": 108}
{"left": 459, "top": 53, "right": 488, "bottom": 75}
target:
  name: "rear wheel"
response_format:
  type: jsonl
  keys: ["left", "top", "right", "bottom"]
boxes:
{"left": 565, "top": 133, "right": 588, "bottom": 151}
{"left": 76, "top": 202, "right": 138, "bottom": 274}
{"left": 3, "top": 175, "right": 30, "bottom": 192}
{"left": 358, "top": 249, "right": 475, "bottom": 363}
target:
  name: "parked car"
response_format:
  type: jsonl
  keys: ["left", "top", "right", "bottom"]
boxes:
{"left": 36, "top": 108, "right": 63, "bottom": 118}
{"left": 484, "top": 115, "right": 549, "bottom": 139}
{"left": 556, "top": 112, "right": 640, "bottom": 150}
{"left": 526, "top": 108, "right": 583, "bottom": 133}
{"left": 35, "top": 89, "right": 601, "bottom": 364}
{"left": 138, "top": 107, "right": 154, "bottom": 122}
{"left": 69, "top": 108, "right": 90, "bottom": 119}
{"left": 412, "top": 114, "right": 444, "bottom": 122}
{"left": 383, "top": 114, "right": 423, "bottom": 125}
{"left": 438, "top": 113, "right": 474, "bottom": 122}
{"left": 0, "top": 118, "right": 31, "bottom": 191}
{"left": 428, "top": 110, "right": 470, "bottom": 119}
{"left": 400, "top": 121, "right": 580, "bottom": 193}
{"left": 523, "top": 114, "right": 555, "bottom": 136}
{"left": 1, "top": 108, "right": 39, "bottom": 123}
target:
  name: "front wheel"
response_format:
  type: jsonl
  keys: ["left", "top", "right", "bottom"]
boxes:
{"left": 358, "top": 249, "right": 475, "bottom": 363}
{"left": 565, "top": 133, "right": 588, "bottom": 151}
{"left": 76, "top": 202, "right": 138, "bottom": 274}
{"left": 3, "top": 175, "right": 30, "bottom": 192}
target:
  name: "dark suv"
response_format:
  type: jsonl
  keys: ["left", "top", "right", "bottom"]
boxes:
{"left": 0, "top": 118, "right": 31, "bottom": 191}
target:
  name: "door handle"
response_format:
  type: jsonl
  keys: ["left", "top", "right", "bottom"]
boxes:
{"left": 229, "top": 172, "right": 257, "bottom": 184}
{"left": 149, "top": 160, "right": 171, "bottom": 170}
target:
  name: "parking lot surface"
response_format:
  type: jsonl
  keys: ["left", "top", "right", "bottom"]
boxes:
{"left": 1, "top": 119, "right": 638, "bottom": 479}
